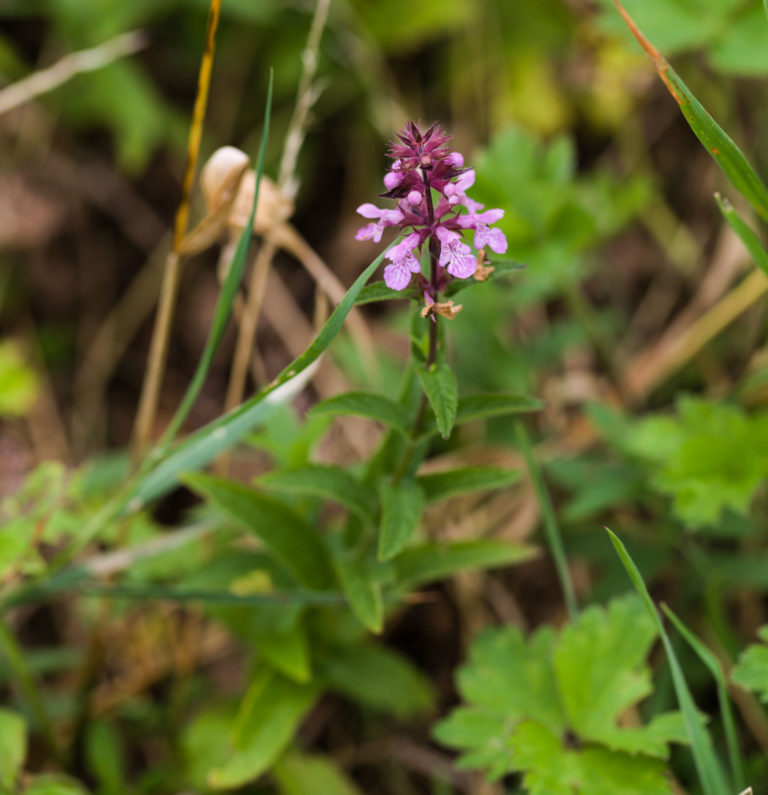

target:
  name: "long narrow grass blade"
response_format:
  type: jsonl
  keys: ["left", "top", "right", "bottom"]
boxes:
{"left": 159, "top": 72, "right": 274, "bottom": 448}
{"left": 662, "top": 604, "right": 746, "bottom": 791}
{"left": 515, "top": 422, "right": 578, "bottom": 619}
{"left": 132, "top": 0, "right": 223, "bottom": 455}
{"left": 715, "top": 194, "right": 768, "bottom": 278}
{"left": 123, "top": 245, "right": 392, "bottom": 509}
{"left": 612, "top": 0, "right": 768, "bottom": 222}
{"left": 606, "top": 528, "right": 729, "bottom": 795}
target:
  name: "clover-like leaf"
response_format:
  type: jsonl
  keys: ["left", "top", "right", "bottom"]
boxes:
{"left": 731, "top": 625, "right": 768, "bottom": 703}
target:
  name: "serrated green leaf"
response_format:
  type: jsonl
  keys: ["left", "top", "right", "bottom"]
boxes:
{"left": 628, "top": 396, "right": 768, "bottom": 528}
{"left": 614, "top": 0, "right": 768, "bottom": 222}
{"left": 416, "top": 466, "right": 520, "bottom": 503}
{"left": 377, "top": 479, "right": 424, "bottom": 561}
{"left": 321, "top": 643, "right": 433, "bottom": 719}
{"left": 394, "top": 540, "right": 537, "bottom": 590}
{"left": 0, "top": 708, "right": 26, "bottom": 790}
{"left": 209, "top": 670, "right": 318, "bottom": 789}
{"left": 715, "top": 194, "right": 768, "bottom": 277}
{"left": 309, "top": 391, "right": 411, "bottom": 433}
{"left": 416, "top": 362, "right": 457, "bottom": 439}
{"left": 512, "top": 721, "right": 673, "bottom": 795}
{"left": 259, "top": 465, "right": 377, "bottom": 522}
{"left": 328, "top": 540, "right": 383, "bottom": 633}
{"left": 435, "top": 595, "right": 687, "bottom": 792}
{"left": 554, "top": 597, "right": 655, "bottom": 743}
{"left": 732, "top": 626, "right": 768, "bottom": 703}
{"left": 274, "top": 751, "right": 363, "bottom": 795}
{"left": 183, "top": 474, "right": 333, "bottom": 589}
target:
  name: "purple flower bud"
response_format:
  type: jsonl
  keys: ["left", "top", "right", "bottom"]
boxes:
{"left": 407, "top": 189, "right": 422, "bottom": 205}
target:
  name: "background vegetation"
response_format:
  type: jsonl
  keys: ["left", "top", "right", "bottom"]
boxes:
{"left": 2, "top": 1, "right": 768, "bottom": 793}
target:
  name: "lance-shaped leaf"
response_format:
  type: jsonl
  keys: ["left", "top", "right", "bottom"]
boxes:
{"left": 416, "top": 362, "right": 457, "bottom": 440}
{"left": 417, "top": 466, "right": 520, "bottom": 504}
{"left": 184, "top": 474, "right": 334, "bottom": 590}
{"left": 378, "top": 479, "right": 424, "bottom": 561}
{"left": 309, "top": 391, "right": 411, "bottom": 434}
{"left": 259, "top": 465, "right": 377, "bottom": 522}
{"left": 715, "top": 194, "right": 768, "bottom": 278}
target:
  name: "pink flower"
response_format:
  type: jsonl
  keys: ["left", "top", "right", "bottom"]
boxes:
{"left": 355, "top": 203, "right": 404, "bottom": 243}
{"left": 383, "top": 232, "right": 422, "bottom": 290}
{"left": 436, "top": 226, "right": 477, "bottom": 279}
{"left": 456, "top": 209, "right": 508, "bottom": 254}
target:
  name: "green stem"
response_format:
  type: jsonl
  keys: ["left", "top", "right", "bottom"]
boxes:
{"left": 0, "top": 617, "right": 64, "bottom": 765}
{"left": 514, "top": 421, "right": 578, "bottom": 619}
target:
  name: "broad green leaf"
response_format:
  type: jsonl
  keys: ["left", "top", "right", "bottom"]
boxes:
{"left": 184, "top": 474, "right": 334, "bottom": 589}
{"left": 731, "top": 625, "right": 768, "bottom": 703}
{"left": 274, "top": 751, "right": 363, "bottom": 795}
{"left": 309, "top": 391, "right": 411, "bottom": 433}
{"left": 416, "top": 466, "right": 520, "bottom": 503}
{"left": 377, "top": 479, "right": 424, "bottom": 561}
{"left": 607, "top": 530, "right": 729, "bottom": 795}
{"left": 416, "top": 362, "right": 457, "bottom": 439}
{"left": 259, "top": 465, "right": 377, "bottom": 521}
{"left": 209, "top": 670, "right": 318, "bottom": 789}
{"left": 628, "top": 396, "right": 768, "bottom": 528}
{"left": 122, "top": 244, "right": 391, "bottom": 511}
{"left": 0, "top": 708, "right": 26, "bottom": 790}
{"left": 0, "top": 341, "right": 39, "bottom": 417}
{"left": 394, "top": 540, "right": 537, "bottom": 590}
{"left": 328, "top": 539, "right": 383, "bottom": 633}
{"left": 435, "top": 595, "right": 686, "bottom": 791}
{"left": 613, "top": 0, "right": 768, "bottom": 222}
{"left": 715, "top": 194, "right": 768, "bottom": 277}
{"left": 159, "top": 73, "right": 273, "bottom": 448}
{"left": 321, "top": 643, "right": 433, "bottom": 719}
{"left": 453, "top": 392, "right": 544, "bottom": 425}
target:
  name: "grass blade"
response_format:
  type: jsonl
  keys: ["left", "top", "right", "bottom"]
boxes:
{"left": 515, "top": 421, "right": 578, "bottom": 619}
{"left": 715, "top": 193, "right": 768, "bottom": 277}
{"left": 124, "top": 244, "right": 392, "bottom": 509}
{"left": 613, "top": 0, "right": 768, "bottom": 223}
{"left": 661, "top": 604, "right": 746, "bottom": 791}
{"left": 159, "top": 72, "right": 273, "bottom": 448}
{"left": 606, "top": 528, "right": 729, "bottom": 795}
